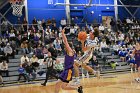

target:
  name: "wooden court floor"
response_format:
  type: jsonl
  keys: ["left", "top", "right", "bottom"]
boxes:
{"left": 0, "top": 73, "right": 140, "bottom": 93}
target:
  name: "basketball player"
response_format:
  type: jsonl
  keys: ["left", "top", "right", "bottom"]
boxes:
{"left": 74, "top": 28, "right": 100, "bottom": 84}
{"left": 55, "top": 28, "right": 83, "bottom": 93}
{"left": 133, "top": 41, "right": 140, "bottom": 83}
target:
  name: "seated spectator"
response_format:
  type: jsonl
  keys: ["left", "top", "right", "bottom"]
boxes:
{"left": 118, "top": 48, "right": 126, "bottom": 62}
{"left": 30, "top": 55, "right": 39, "bottom": 68}
{"left": 34, "top": 45, "right": 44, "bottom": 59}
{"left": 21, "top": 41, "right": 29, "bottom": 54}
{"left": 100, "top": 39, "right": 109, "bottom": 52}
{"left": 90, "top": 56, "right": 99, "bottom": 69}
{"left": 48, "top": 43, "right": 57, "bottom": 58}
{"left": 4, "top": 43, "right": 14, "bottom": 59}
{"left": 9, "top": 30, "right": 15, "bottom": 40}
{"left": 99, "top": 24, "right": 105, "bottom": 34}
{"left": 24, "top": 63, "right": 36, "bottom": 81}
{"left": 21, "top": 54, "right": 30, "bottom": 64}
{"left": 18, "top": 64, "right": 28, "bottom": 82}
{"left": 55, "top": 59, "right": 64, "bottom": 74}
{"left": 42, "top": 46, "right": 48, "bottom": 55}
{"left": 3, "top": 31, "right": 10, "bottom": 38}
{"left": 0, "top": 61, "right": 9, "bottom": 77}
{"left": 54, "top": 39, "right": 62, "bottom": 56}
{"left": 128, "top": 54, "right": 137, "bottom": 73}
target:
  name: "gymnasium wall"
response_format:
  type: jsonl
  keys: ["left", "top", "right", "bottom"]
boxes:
{"left": 70, "top": 0, "right": 114, "bottom": 24}
{"left": 27, "top": 0, "right": 66, "bottom": 25}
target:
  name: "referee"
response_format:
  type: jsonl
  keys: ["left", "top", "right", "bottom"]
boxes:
{"left": 41, "top": 52, "right": 58, "bottom": 86}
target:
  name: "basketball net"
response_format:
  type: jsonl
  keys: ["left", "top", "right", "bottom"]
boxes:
{"left": 9, "top": 0, "right": 24, "bottom": 17}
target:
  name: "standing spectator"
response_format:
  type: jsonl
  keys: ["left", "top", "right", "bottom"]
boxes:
{"left": 22, "top": 18, "right": 28, "bottom": 33}
{"left": 42, "top": 19, "right": 46, "bottom": 30}
{"left": 51, "top": 17, "right": 56, "bottom": 24}
{"left": 32, "top": 17, "right": 38, "bottom": 31}
{"left": 60, "top": 17, "right": 66, "bottom": 29}
{"left": 0, "top": 61, "right": 9, "bottom": 77}
{"left": 1, "top": 18, "right": 8, "bottom": 36}
{"left": 17, "top": 18, "right": 22, "bottom": 32}
{"left": 18, "top": 64, "right": 28, "bottom": 82}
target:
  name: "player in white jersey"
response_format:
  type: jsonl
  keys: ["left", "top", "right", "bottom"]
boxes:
{"left": 73, "top": 28, "right": 100, "bottom": 84}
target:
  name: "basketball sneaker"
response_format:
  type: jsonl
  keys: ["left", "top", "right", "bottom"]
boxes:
{"left": 78, "top": 86, "right": 83, "bottom": 93}
{"left": 135, "top": 78, "right": 140, "bottom": 83}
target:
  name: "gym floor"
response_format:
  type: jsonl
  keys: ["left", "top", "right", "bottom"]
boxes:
{"left": 0, "top": 73, "right": 140, "bottom": 93}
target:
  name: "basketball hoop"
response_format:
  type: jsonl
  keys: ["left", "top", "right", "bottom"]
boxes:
{"left": 9, "top": 0, "right": 25, "bottom": 17}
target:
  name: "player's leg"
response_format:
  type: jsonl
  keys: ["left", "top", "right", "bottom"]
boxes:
{"left": 55, "top": 80, "right": 63, "bottom": 93}
{"left": 130, "top": 63, "right": 134, "bottom": 73}
{"left": 135, "top": 62, "right": 140, "bottom": 83}
{"left": 73, "top": 62, "right": 80, "bottom": 83}
{"left": 81, "top": 63, "right": 100, "bottom": 78}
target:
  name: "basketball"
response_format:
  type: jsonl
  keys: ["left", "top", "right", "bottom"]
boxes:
{"left": 78, "top": 31, "right": 87, "bottom": 41}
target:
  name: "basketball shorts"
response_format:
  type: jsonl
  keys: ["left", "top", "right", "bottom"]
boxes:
{"left": 136, "top": 60, "right": 140, "bottom": 67}
{"left": 59, "top": 68, "right": 73, "bottom": 83}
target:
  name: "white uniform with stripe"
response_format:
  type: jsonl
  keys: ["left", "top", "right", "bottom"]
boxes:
{"left": 78, "top": 36, "right": 97, "bottom": 64}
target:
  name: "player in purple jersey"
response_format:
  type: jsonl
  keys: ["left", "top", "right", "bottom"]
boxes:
{"left": 133, "top": 41, "right": 140, "bottom": 83}
{"left": 55, "top": 28, "right": 83, "bottom": 93}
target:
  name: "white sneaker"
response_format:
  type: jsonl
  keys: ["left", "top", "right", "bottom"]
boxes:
{"left": 135, "top": 78, "right": 140, "bottom": 83}
{"left": 131, "top": 68, "right": 133, "bottom": 73}
{"left": 86, "top": 73, "right": 89, "bottom": 78}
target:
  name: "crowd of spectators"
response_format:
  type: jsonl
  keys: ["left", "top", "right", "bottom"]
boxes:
{"left": 0, "top": 16, "right": 140, "bottom": 85}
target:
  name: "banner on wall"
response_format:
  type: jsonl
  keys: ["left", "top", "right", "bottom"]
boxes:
{"left": 48, "top": 0, "right": 53, "bottom": 4}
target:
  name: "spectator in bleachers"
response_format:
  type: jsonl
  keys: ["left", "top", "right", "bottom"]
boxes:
{"left": 18, "top": 64, "right": 28, "bottom": 82}
{"left": 4, "top": 43, "right": 14, "bottom": 59}
{"left": 48, "top": 43, "right": 57, "bottom": 58}
{"left": 34, "top": 45, "right": 44, "bottom": 59}
{"left": 1, "top": 18, "right": 8, "bottom": 36}
{"left": 42, "top": 46, "right": 48, "bottom": 55}
{"left": 21, "top": 54, "right": 30, "bottom": 64}
{"left": 99, "top": 39, "right": 109, "bottom": 52}
{"left": 21, "top": 41, "right": 29, "bottom": 54}
{"left": 128, "top": 54, "right": 137, "bottom": 73}
{"left": 4, "top": 31, "right": 10, "bottom": 38}
{"left": 55, "top": 59, "right": 64, "bottom": 74}
{"left": 37, "top": 19, "right": 42, "bottom": 30}
{"left": 22, "top": 18, "right": 28, "bottom": 32}
{"left": 30, "top": 55, "right": 39, "bottom": 68}
{"left": 51, "top": 17, "right": 56, "bottom": 24}
{"left": 75, "top": 44, "right": 82, "bottom": 55}
{"left": 99, "top": 24, "right": 105, "bottom": 34}
{"left": 0, "top": 61, "right": 9, "bottom": 77}
{"left": 46, "top": 18, "right": 52, "bottom": 26}
{"left": 54, "top": 39, "right": 62, "bottom": 56}
{"left": 32, "top": 17, "right": 38, "bottom": 31}
{"left": 9, "top": 30, "right": 15, "bottom": 40}
{"left": 60, "top": 17, "right": 66, "bottom": 29}
{"left": 42, "top": 19, "right": 46, "bottom": 30}
{"left": 24, "top": 62, "right": 36, "bottom": 82}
